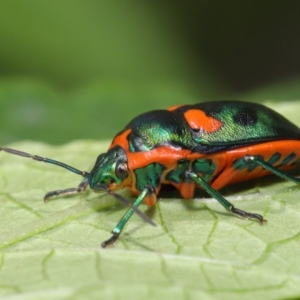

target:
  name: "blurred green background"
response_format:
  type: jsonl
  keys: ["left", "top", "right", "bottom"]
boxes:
{"left": 1, "top": 1, "right": 300, "bottom": 144}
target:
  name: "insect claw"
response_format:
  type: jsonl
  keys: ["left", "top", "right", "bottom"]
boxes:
{"left": 259, "top": 218, "right": 268, "bottom": 225}
{"left": 101, "top": 233, "right": 119, "bottom": 248}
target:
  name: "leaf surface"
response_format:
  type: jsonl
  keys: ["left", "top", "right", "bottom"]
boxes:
{"left": 0, "top": 102, "right": 300, "bottom": 299}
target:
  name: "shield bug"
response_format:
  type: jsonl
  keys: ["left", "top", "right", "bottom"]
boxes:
{"left": 2, "top": 101, "right": 300, "bottom": 247}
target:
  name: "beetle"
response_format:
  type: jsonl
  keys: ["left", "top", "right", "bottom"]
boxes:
{"left": 1, "top": 101, "right": 300, "bottom": 247}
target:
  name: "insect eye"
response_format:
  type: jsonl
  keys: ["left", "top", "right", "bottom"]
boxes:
{"left": 115, "top": 162, "right": 128, "bottom": 181}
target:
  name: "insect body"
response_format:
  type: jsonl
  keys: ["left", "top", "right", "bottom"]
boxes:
{"left": 2, "top": 101, "right": 300, "bottom": 247}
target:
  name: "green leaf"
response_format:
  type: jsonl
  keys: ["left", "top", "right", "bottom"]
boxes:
{"left": 1, "top": 101, "right": 300, "bottom": 299}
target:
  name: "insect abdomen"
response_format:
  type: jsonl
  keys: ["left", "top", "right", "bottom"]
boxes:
{"left": 210, "top": 140, "right": 300, "bottom": 190}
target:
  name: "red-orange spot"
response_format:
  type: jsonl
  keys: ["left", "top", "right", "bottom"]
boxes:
{"left": 127, "top": 146, "right": 193, "bottom": 169}
{"left": 180, "top": 181, "right": 194, "bottom": 199}
{"left": 184, "top": 109, "right": 222, "bottom": 133}
{"left": 167, "top": 104, "right": 183, "bottom": 111}
{"left": 109, "top": 129, "right": 131, "bottom": 150}
{"left": 144, "top": 193, "right": 157, "bottom": 206}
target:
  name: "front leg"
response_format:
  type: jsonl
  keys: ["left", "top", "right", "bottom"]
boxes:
{"left": 101, "top": 186, "right": 155, "bottom": 247}
{"left": 44, "top": 177, "right": 89, "bottom": 202}
{"left": 101, "top": 162, "right": 164, "bottom": 247}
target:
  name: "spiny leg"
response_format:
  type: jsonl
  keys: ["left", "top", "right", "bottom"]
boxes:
{"left": 102, "top": 186, "right": 155, "bottom": 248}
{"left": 186, "top": 171, "right": 266, "bottom": 224}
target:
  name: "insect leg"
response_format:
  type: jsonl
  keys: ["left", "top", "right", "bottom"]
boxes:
{"left": 101, "top": 186, "right": 155, "bottom": 248}
{"left": 245, "top": 155, "right": 300, "bottom": 183}
{"left": 44, "top": 177, "right": 90, "bottom": 202}
{"left": 186, "top": 171, "right": 266, "bottom": 224}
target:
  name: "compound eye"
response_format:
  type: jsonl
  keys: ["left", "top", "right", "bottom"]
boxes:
{"left": 115, "top": 162, "right": 128, "bottom": 181}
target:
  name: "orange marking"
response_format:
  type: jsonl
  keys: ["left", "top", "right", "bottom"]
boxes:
{"left": 144, "top": 193, "right": 157, "bottom": 206}
{"left": 210, "top": 140, "right": 300, "bottom": 190}
{"left": 127, "top": 146, "right": 196, "bottom": 169}
{"left": 167, "top": 104, "right": 183, "bottom": 111}
{"left": 109, "top": 129, "right": 131, "bottom": 150}
{"left": 184, "top": 109, "right": 222, "bottom": 133}
{"left": 180, "top": 181, "right": 194, "bottom": 199}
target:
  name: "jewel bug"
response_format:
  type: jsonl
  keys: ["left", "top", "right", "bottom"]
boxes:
{"left": 2, "top": 101, "right": 300, "bottom": 247}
